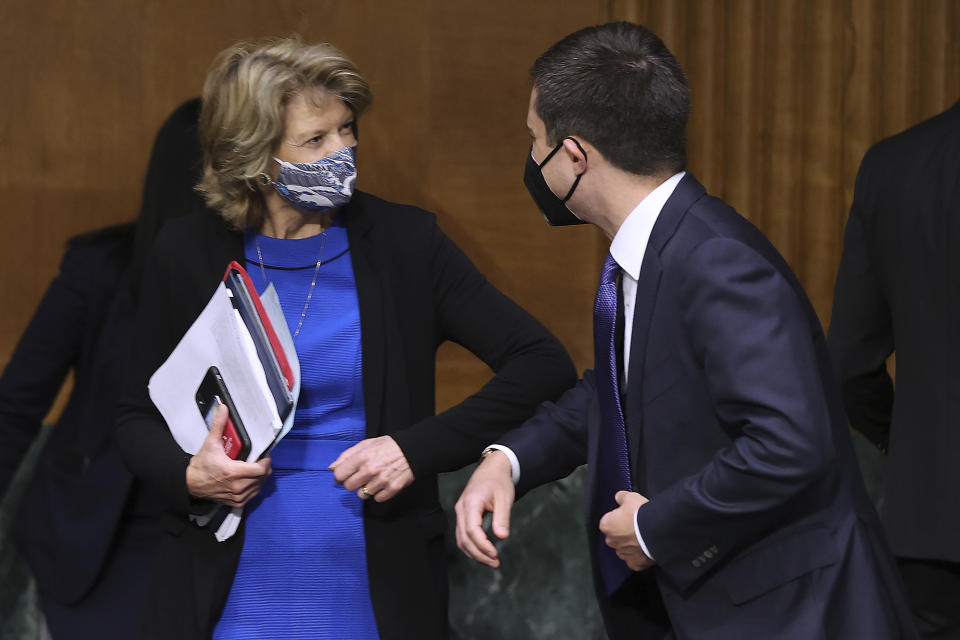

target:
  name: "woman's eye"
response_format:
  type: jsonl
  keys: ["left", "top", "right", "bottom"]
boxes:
{"left": 305, "top": 135, "right": 324, "bottom": 145}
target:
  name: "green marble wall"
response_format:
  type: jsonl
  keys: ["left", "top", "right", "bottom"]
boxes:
{"left": 439, "top": 466, "right": 605, "bottom": 639}
{"left": 0, "top": 430, "right": 51, "bottom": 640}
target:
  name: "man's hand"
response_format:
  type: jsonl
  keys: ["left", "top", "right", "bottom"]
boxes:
{"left": 598, "top": 490, "right": 655, "bottom": 571}
{"left": 454, "top": 450, "right": 515, "bottom": 568}
{"left": 329, "top": 436, "right": 414, "bottom": 502}
{"left": 185, "top": 405, "right": 272, "bottom": 507}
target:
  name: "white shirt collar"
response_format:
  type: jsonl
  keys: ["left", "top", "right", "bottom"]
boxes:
{"left": 609, "top": 171, "right": 685, "bottom": 280}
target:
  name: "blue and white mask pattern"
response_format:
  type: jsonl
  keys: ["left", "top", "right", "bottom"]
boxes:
{"left": 269, "top": 145, "right": 357, "bottom": 212}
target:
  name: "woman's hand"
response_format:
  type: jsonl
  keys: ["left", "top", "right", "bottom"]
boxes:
{"left": 329, "top": 436, "right": 414, "bottom": 502}
{"left": 185, "top": 405, "right": 272, "bottom": 507}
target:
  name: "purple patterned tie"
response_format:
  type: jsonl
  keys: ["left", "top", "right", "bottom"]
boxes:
{"left": 593, "top": 252, "right": 634, "bottom": 595}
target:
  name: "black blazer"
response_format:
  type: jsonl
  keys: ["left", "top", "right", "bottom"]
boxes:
{"left": 115, "top": 192, "right": 576, "bottom": 639}
{"left": 828, "top": 100, "right": 960, "bottom": 563}
{"left": 0, "top": 224, "right": 138, "bottom": 604}
{"left": 501, "top": 175, "right": 914, "bottom": 639}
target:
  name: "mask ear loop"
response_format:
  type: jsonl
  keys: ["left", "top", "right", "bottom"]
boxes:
{"left": 561, "top": 174, "right": 582, "bottom": 204}
{"left": 538, "top": 140, "right": 565, "bottom": 168}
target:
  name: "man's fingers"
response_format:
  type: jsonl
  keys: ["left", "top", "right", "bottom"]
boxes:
{"left": 452, "top": 454, "right": 517, "bottom": 567}
{"left": 490, "top": 490, "right": 512, "bottom": 540}
{"left": 453, "top": 499, "right": 474, "bottom": 556}
{"left": 453, "top": 491, "right": 502, "bottom": 567}
{"left": 455, "top": 493, "right": 498, "bottom": 563}
{"left": 457, "top": 508, "right": 500, "bottom": 567}
{"left": 614, "top": 490, "right": 628, "bottom": 506}
{"left": 598, "top": 512, "right": 611, "bottom": 534}
{"left": 458, "top": 527, "right": 499, "bottom": 567}
{"left": 464, "top": 497, "right": 501, "bottom": 563}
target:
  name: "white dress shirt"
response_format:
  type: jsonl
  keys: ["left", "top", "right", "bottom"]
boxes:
{"left": 490, "top": 172, "right": 686, "bottom": 562}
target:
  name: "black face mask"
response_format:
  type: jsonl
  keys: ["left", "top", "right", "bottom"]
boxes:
{"left": 523, "top": 137, "right": 587, "bottom": 227}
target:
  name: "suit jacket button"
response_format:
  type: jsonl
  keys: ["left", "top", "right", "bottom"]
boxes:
{"left": 692, "top": 559, "right": 702, "bottom": 568}
{"left": 704, "top": 549, "right": 714, "bottom": 559}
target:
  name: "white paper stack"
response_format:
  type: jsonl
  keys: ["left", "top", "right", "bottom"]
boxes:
{"left": 148, "top": 281, "right": 300, "bottom": 541}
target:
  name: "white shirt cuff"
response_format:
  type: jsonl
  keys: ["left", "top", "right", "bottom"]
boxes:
{"left": 485, "top": 445, "right": 520, "bottom": 485}
{"left": 633, "top": 507, "right": 655, "bottom": 561}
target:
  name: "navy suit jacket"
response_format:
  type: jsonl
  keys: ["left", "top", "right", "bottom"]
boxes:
{"left": 500, "top": 175, "right": 915, "bottom": 639}
{"left": 828, "top": 101, "right": 960, "bottom": 563}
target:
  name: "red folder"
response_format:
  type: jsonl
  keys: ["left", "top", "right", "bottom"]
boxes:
{"left": 222, "top": 261, "right": 295, "bottom": 420}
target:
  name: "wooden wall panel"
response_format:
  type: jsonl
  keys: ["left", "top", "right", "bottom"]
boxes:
{"left": 612, "top": 0, "right": 960, "bottom": 328}
{"left": 0, "top": 1, "right": 608, "bottom": 418}
{"left": 2, "top": 1, "right": 957, "bottom": 419}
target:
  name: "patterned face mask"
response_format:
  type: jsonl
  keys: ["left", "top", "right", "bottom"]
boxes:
{"left": 265, "top": 145, "right": 357, "bottom": 212}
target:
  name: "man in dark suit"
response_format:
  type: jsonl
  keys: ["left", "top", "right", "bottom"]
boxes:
{"left": 455, "top": 22, "right": 916, "bottom": 639}
{"left": 828, "top": 100, "right": 960, "bottom": 638}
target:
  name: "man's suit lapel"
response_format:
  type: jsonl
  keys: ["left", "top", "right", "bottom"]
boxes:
{"left": 624, "top": 174, "right": 707, "bottom": 484}
{"left": 345, "top": 195, "right": 387, "bottom": 437}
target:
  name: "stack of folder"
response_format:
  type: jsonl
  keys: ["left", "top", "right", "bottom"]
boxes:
{"left": 222, "top": 261, "right": 295, "bottom": 428}
{"left": 148, "top": 261, "right": 301, "bottom": 540}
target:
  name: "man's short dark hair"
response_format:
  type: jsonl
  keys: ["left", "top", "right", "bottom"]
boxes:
{"left": 531, "top": 22, "right": 690, "bottom": 176}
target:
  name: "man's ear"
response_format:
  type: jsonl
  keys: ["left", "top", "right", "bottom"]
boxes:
{"left": 561, "top": 137, "right": 588, "bottom": 175}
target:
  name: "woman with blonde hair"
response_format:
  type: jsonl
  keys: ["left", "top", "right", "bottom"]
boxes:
{"left": 116, "top": 37, "right": 575, "bottom": 639}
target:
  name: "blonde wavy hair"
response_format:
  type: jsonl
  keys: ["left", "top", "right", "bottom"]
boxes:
{"left": 196, "top": 36, "right": 372, "bottom": 229}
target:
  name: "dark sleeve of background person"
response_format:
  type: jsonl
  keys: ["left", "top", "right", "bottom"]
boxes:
{"left": 128, "top": 97, "right": 204, "bottom": 304}
{"left": 0, "top": 224, "right": 135, "bottom": 495}
{"left": 826, "top": 150, "right": 895, "bottom": 452}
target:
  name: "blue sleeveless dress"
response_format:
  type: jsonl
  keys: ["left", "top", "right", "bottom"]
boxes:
{"left": 213, "top": 218, "right": 380, "bottom": 639}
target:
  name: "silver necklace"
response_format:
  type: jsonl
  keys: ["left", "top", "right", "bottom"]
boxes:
{"left": 255, "top": 231, "right": 327, "bottom": 340}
